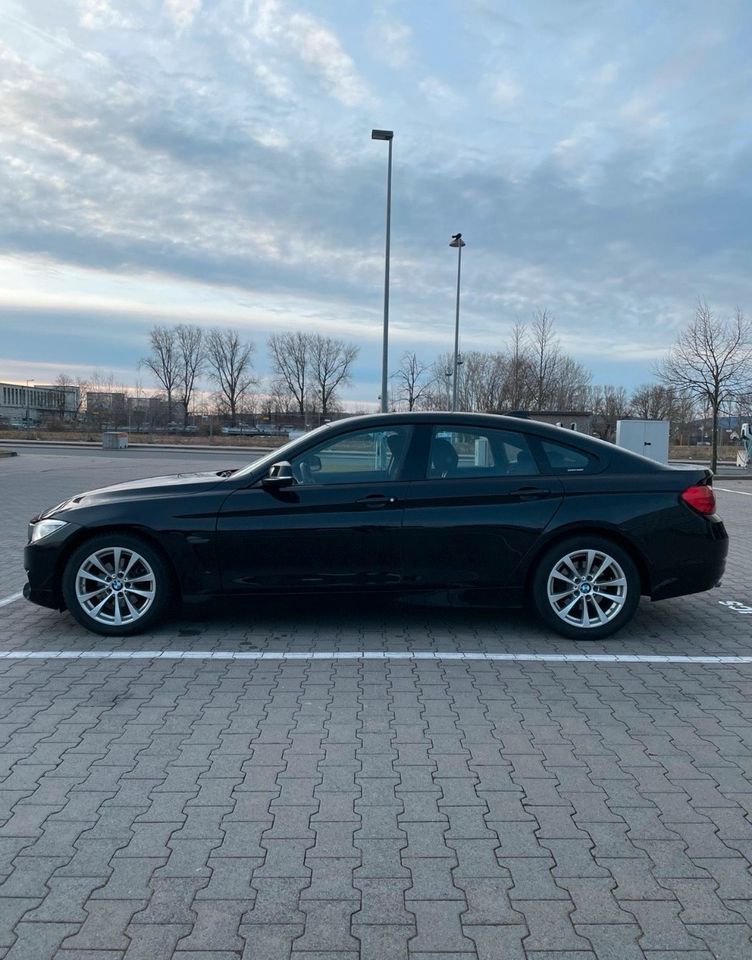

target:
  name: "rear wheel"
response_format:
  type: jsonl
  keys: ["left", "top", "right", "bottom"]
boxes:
{"left": 62, "top": 534, "right": 173, "bottom": 636}
{"left": 531, "top": 536, "right": 640, "bottom": 640}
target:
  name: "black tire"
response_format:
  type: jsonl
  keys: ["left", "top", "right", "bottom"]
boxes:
{"left": 530, "top": 535, "right": 640, "bottom": 640}
{"left": 62, "top": 533, "right": 173, "bottom": 637}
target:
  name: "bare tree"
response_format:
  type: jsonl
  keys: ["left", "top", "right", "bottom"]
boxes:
{"left": 175, "top": 324, "right": 205, "bottom": 425}
{"left": 54, "top": 372, "right": 87, "bottom": 421}
{"left": 658, "top": 301, "right": 752, "bottom": 471}
{"left": 309, "top": 335, "right": 358, "bottom": 418}
{"left": 205, "top": 328, "right": 256, "bottom": 425}
{"left": 588, "top": 385, "right": 630, "bottom": 441}
{"left": 392, "top": 352, "right": 432, "bottom": 411}
{"left": 505, "top": 321, "right": 533, "bottom": 410}
{"left": 141, "top": 325, "right": 179, "bottom": 422}
{"left": 268, "top": 331, "right": 310, "bottom": 416}
{"left": 529, "top": 309, "right": 560, "bottom": 409}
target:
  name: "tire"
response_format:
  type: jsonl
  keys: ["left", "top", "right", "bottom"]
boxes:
{"left": 62, "top": 533, "right": 173, "bottom": 637}
{"left": 530, "top": 536, "right": 640, "bottom": 640}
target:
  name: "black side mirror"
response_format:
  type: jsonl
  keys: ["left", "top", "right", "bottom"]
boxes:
{"left": 262, "top": 461, "right": 295, "bottom": 489}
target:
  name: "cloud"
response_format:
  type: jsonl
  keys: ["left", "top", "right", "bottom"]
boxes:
{"left": 164, "top": 0, "right": 202, "bottom": 31}
{"left": 368, "top": 8, "right": 413, "bottom": 69}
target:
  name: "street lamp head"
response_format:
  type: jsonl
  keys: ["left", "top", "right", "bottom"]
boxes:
{"left": 449, "top": 233, "right": 466, "bottom": 248}
{"left": 371, "top": 129, "right": 394, "bottom": 141}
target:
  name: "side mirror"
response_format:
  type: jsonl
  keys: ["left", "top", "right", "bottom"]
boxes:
{"left": 262, "top": 461, "right": 295, "bottom": 489}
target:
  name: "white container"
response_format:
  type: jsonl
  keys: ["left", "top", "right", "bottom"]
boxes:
{"left": 615, "top": 419, "right": 669, "bottom": 464}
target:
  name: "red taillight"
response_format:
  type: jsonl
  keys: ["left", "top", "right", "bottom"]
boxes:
{"left": 681, "top": 483, "right": 716, "bottom": 515}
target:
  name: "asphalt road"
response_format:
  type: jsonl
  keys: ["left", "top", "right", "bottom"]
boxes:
{"left": 1, "top": 448, "right": 752, "bottom": 959}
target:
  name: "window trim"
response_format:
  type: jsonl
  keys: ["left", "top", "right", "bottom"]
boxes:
{"left": 533, "top": 436, "right": 604, "bottom": 475}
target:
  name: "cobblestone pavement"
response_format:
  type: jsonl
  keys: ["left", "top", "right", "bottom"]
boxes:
{"left": 1, "top": 450, "right": 752, "bottom": 959}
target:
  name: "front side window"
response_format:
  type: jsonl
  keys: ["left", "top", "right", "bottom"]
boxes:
{"left": 291, "top": 426, "right": 411, "bottom": 485}
{"left": 427, "top": 427, "right": 539, "bottom": 479}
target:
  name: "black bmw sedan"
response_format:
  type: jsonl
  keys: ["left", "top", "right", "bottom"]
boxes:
{"left": 24, "top": 412, "right": 727, "bottom": 640}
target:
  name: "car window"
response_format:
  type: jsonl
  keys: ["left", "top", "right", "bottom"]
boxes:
{"left": 540, "top": 439, "right": 597, "bottom": 473}
{"left": 427, "top": 427, "right": 539, "bottom": 478}
{"left": 291, "top": 426, "right": 411, "bottom": 485}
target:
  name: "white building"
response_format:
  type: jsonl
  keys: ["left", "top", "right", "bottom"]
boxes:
{"left": 0, "top": 382, "right": 81, "bottom": 425}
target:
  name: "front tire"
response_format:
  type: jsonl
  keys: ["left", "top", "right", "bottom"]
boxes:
{"left": 531, "top": 536, "right": 640, "bottom": 640}
{"left": 62, "top": 533, "right": 173, "bottom": 637}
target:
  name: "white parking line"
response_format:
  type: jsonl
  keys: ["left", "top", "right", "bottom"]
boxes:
{"left": 0, "top": 592, "right": 23, "bottom": 608}
{"left": 0, "top": 650, "right": 751, "bottom": 663}
{"left": 716, "top": 487, "right": 752, "bottom": 496}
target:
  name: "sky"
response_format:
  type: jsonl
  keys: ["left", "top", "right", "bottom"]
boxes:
{"left": 1, "top": 0, "right": 751, "bottom": 406}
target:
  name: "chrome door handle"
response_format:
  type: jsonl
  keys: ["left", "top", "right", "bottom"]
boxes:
{"left": 356, "top": 495, "right": 398, "bottom": 508}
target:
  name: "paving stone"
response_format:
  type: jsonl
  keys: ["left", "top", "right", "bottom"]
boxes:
{"left": 352, "top": 923, "right": 414, "bottom": 960}
{"left": 409, "top": 901, "right": 476, "bottom": 953}
{"left": 575, "top": 923, "right": 645, "bottom": 960}
{"left": 243, "top": 878, "right": 308, "bottom": 924}
{"left": 195, "top": 856, "right": 262, "bottom": 901}
{"left": 25, "top": 875, "right": 107, "bottom": 922}
{"left": 685, "top": 924, "right": 752, "bottom": 960}
{"left": 91, "top": 857, "right": 165, "bottom": 900}
{"left": 122, "top": 924, "right": 192, "bottom": 960}
{"left": 403, "top": 856, "right": 463, "bottom": 900}
{"left": 5, "top": 922, "right": 80, "bottom": 960}
{"left": 456, "top": 877, "right": 523, "bottom": 925}
{"left": 62, "top": 900, "right": 146, "bottom": 951}
{"left": 239, "top": 922, "right": 303, "bottom": 960}
{"left": 174, "top": 900, "right": 246, "bottom": 952}
{"left": 132, "top": 876, "right": 207, "bottom": 924}
{"left": 462, "top": 924, "right": 527, "bottom": 960}
{"left": 0, "top": 899, "right": 42, "bottom": 949}
{"left": 352, "top": 879, "right": 411, "bottom": 924}
{"left": 627, "top": 901, "right": 712, "bottom": 951}
{"left": 293, "top": 900, "right": 359, "bottom": 952}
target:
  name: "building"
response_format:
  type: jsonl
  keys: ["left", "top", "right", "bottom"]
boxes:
{"left": 0, "top": 382, "right": 81, "bottom": 425}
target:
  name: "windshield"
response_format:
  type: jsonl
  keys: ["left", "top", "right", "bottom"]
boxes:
{"left": 231, "top": 422, "right": 334, "bottom": 480}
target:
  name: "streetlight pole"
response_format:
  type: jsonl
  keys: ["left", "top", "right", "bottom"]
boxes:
{"left": 449, "top": 233, "right": 466, "bottom": 412}
{"left": 372, "top": 129, "right": 394, "bottom": 413}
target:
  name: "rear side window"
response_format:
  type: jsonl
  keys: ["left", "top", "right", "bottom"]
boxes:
{"left": 540, "top": 439, "right": 598, "bottom": 474}
{"left": 427, "top": 426, "right": 539, "bottom": 478}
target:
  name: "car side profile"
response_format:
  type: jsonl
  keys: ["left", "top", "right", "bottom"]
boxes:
{"left": 24, "top": 412, "right": 728, "bottom": 640}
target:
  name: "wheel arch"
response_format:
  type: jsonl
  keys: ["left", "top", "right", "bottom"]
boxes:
{"left": 54, "top": 525, "right": 180, "bottom": 607}
{"left": 521, "top": 524, "right": 652, "bottom": 599}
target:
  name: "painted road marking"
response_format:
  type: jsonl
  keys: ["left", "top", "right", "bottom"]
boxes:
{"left": 0, "top": 650, "right": 751, "bottom": 663}
{"left": 717, "top": 487, "right": 752, "bottom": 496}
{"left": 0, "top": 592, "right": 23, "bottom": 608}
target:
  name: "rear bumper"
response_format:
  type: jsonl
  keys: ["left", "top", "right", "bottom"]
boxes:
{"left": 648, "top": 518, "right": 728, "bottom": 601}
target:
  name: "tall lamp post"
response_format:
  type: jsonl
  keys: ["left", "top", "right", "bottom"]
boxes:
{"left": 449, "top": 233, "right": 466, "bottom": 411}
{"left": 371, "top": 129, "right": 393, "bottom": 413}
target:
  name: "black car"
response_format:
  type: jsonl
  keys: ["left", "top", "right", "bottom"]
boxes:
{"left": 24, "top": 412, "right": 727, "bottom": 640}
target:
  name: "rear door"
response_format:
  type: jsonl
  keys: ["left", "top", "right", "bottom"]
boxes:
{"left": 401, "top": 423, "right": 563, "bottom": 589}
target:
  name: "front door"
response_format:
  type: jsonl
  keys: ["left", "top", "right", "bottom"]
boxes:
{"left": 217, "top": 425, "right": 413, "bottom": 592}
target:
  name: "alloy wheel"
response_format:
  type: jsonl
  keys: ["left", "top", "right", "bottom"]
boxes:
{"left": 546, "top": 548, "right": 628, "bottom": 629}
{"left": 74, "top": 546, "right": 156, "bottom": 626}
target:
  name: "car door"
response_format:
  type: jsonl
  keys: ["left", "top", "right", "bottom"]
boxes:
{"left": 401, "top": 423, "right": 563, "bottom": 589}
{"left": 216, "top": 425, "right": 413, "bottom": 592}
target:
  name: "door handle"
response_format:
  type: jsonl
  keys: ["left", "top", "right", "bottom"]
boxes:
{"left": 510, "top": 486, "right": 551, "bottom": 500}
{"left": 356, "top": 494, "right": 398, "bottom": 508}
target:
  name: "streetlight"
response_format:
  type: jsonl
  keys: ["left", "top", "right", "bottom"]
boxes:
{"left": 372, "top": 128, "right": 394, "bottom": 414}
{"left": 449, "top": 233, "right": 466, "bottom": 411}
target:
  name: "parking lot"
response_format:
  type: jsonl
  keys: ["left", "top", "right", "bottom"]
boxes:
{"left": 1, "top": 447, "right": 752, "bottom": 959}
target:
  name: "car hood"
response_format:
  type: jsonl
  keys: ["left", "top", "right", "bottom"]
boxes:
{"left": 42, "top": 470, "right": 232, "bottom": 519}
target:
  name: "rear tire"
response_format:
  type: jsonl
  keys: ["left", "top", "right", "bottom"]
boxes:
{"left": 62, "top": 533, "right": 173, "bottom": 637}
{"left": 531, "top": 536, "right": 640, "bottom": 640}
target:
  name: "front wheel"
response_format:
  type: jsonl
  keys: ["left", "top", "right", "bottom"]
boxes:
{"left": 530, "top": 537, "right": 640, "bottom": 640}
{"left": 62, "top": 534, "right": 173, "bottom": 636}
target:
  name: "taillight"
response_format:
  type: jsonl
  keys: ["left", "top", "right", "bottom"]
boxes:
{"left": 681, "top": 484, "right": 716, "bottom": 515}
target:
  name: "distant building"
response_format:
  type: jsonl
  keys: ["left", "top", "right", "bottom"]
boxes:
{"left": 508, "top": 410, "right": 594, "bottom": 433}
{"left": 0, "top": 382, "right": 80, "bottom": 425}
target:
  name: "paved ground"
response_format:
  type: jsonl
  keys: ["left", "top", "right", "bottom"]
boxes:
{"left": 1, "top": 448, "right": 752, "bottom": 959}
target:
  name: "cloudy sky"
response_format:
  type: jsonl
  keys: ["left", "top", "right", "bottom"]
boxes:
{"left": 1, "top": 0, "right": 751, "bottom": 404}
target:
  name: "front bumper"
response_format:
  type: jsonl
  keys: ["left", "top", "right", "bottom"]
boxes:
{"left": 24, "top": 520, "right": 81, "bottom": 611}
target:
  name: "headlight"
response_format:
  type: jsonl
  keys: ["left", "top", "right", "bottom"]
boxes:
{"left": 29, "top": 519, "right": 69, "bottom": 543}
